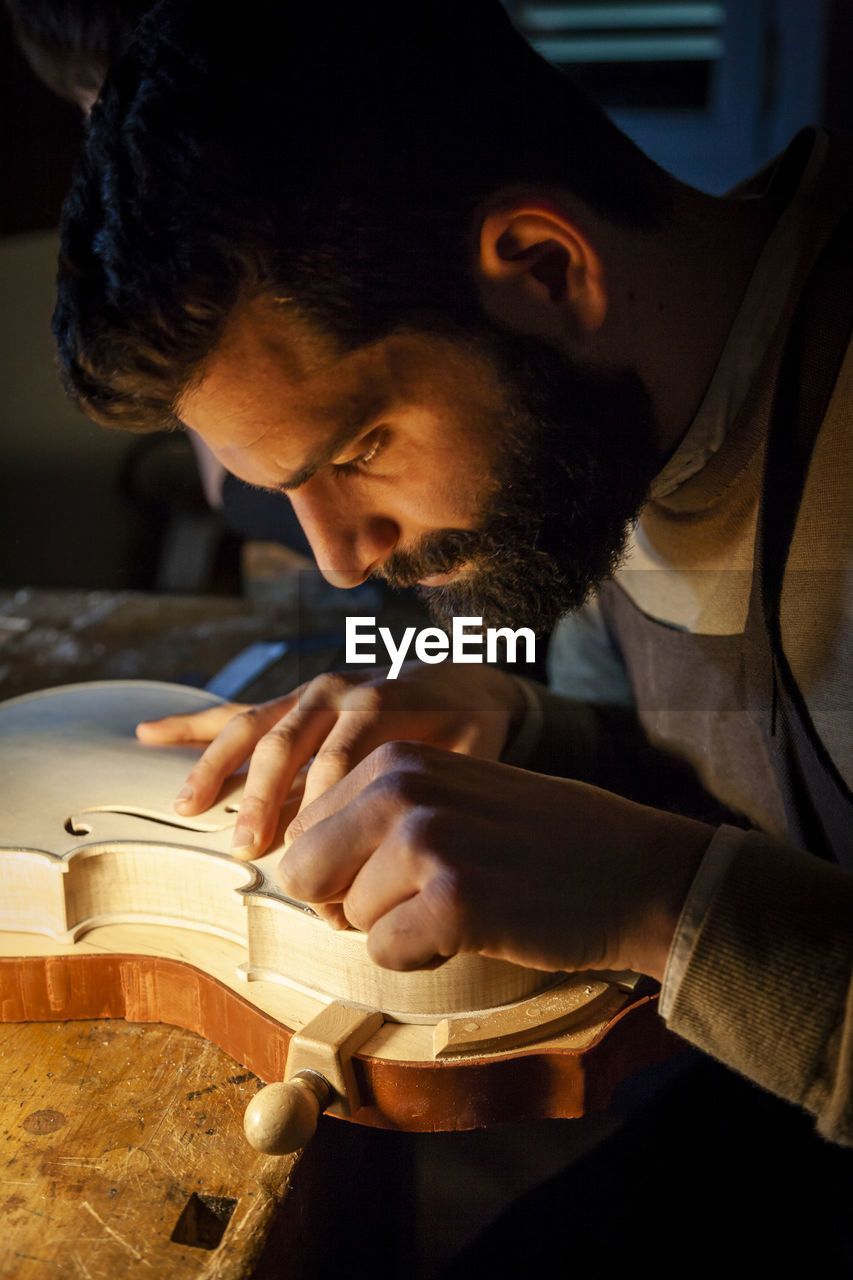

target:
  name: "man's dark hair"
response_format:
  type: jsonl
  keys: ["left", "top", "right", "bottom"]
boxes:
{"left": 54, "top": 0, "right": 674, "bottom": 433}
{"left": 4, "top": 0, "right": 149, "bottom": 106}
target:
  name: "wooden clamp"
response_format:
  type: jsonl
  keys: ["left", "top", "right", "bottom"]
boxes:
{"left": 243, "top": 1002, "right": 383, "bottom": 1154}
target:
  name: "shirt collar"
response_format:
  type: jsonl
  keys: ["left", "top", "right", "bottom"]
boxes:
{"left": 650, "top": 128, "right": 828, "bottom": 501}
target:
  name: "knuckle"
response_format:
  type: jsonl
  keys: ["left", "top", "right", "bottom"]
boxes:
{"left": 302, "top": 671, "right": 353, "bottom": 706}
{"left": 366, "top": 767, "right": 425, "bottom": 810}
{"left": 251, "top": 725, "right": 296, "bottom": 761}
{"left": 234, "top": 792, "right": 265, "bottom": 819}
{"left": 370, "top": 740, "right": 402, "bottom": 771}
{"left": 399, "top": 805, "right": 439, "bottom": 852}
{"left": 219, "top": 700, "right": 250, "bottom": 716}
{"left": 285, "top": 812, "right": 309, "bottom": 844}
{"left": 350, "top": 683, "right": 384, "bottom": 716}
{"left": 233, "top": 705, "right": 266, "bottom": 734}
{"left": 265, "top": 718, "right": 300, "bottom": 750}
{"left": 312, "top": 744, "right": 354, "bottom": 771}
{"left": 422, "top": 874, "right": 466, "bottom": 955}
{"left": 370, "top": 739, "right": 424, "bottom": 773}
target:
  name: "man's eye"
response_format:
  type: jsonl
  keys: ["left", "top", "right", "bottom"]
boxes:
{"left": 332, "top": 429, "right": 386, "bottom": 476}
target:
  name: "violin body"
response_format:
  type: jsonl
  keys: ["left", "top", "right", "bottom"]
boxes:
{"left": 0, "top": 681, "right": 680, "bottom": 1134}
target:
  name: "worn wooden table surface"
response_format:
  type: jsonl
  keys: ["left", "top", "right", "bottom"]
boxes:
{"left": 0, "top": 1019, "right": 302, "bottom": 1278}
{"left": 0, "top": 582, "right": 430, "bottom": 704}
{"left": 0, "top": 1016, "right": 421, "bottom": 1280}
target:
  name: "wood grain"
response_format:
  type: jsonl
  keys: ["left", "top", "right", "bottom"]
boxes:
{"left": 0, "top": 680, "right": 685, "bottom": 1139}
{"left": 0, "top": 947, "right": 678, "bottom": 1131}
{"left": 0, "top": 1019, "right": 300, "bottom": 1279}
{"left": 0, "top": 680, "right": 555, "bottom": 1018}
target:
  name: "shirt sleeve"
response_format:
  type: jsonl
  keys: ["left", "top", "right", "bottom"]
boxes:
{"left": 660, "top": 827, "right": 853, "bottom": 1146}
{"left": 660, "top": 824, "right": 746, "bottom": 1018}
{"left": 503, "top": 615, "right": 853, "bottom": 1146}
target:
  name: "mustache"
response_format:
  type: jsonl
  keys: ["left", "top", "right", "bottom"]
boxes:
{"left": 374, "top": 528, "right": 494, "bottom": 588}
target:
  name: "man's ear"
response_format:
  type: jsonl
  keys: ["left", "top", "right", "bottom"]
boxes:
{"left": 475, "top": 201, "right": 607, "bottom": 343}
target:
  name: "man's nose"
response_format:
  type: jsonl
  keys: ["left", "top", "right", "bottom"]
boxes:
{"left": 289, "top": 485, "right": 398, "bottom": 588}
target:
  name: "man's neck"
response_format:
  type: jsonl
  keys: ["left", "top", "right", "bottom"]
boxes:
{"left": 593, "top": 181, "right": 785, "bottom": 462}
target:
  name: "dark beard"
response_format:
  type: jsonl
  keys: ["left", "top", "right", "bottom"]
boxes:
{"left": 375, "top": 327, "right": 659, "bottom": 631}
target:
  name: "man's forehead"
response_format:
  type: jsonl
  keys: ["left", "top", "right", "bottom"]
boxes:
{"left": 198, "top": 296, "right": 337, "bottom": 390}
{"left": 179, "top": 297, "right": 342, "bottom": 442}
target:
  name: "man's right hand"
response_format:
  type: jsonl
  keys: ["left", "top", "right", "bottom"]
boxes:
{"left": 136, "top": 661, "right": 527, "bottom": 861}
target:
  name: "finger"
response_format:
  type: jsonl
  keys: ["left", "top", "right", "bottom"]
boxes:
{"left": 338, "top": 815, "right": 434, "bottom": 934}
{"left": 295, "top": 701, "right": 503, "bottom": 816}
{"left": 136, "top": 702, "right": 250, "bottom": 744}
{"left": 366, "top": 890, "right": 457, "bottom": 972}
{"left": 297, "top": 686, "right": 407, "bottom": 811}
{"left": 286, "top": 740, "right": 425, "bottom": 847}
{"left": 277, "top": 777, "right": 393, "bottom": 903}
{"left": 228, "top": 674, "right": 371, "bottom": 855}
{"left": 312, "top": 902, "right": 351, "bottom": 930}
{"left": 342, "top": 825, "right": 467, "bottom": 963}
{"left": 270, "top": 781, "right": 305, "bottom": 849}
{"left": 174, "top": 696, "right": 296, "bottom": 815}
{"left": 230, "top": 703, "right": 339, "bottom": 856}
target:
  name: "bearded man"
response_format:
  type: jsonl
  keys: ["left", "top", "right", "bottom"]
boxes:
{"left": 53, "top": 0, "right": 853, "bottom": 1269}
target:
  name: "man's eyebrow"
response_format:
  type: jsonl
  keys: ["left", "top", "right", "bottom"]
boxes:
{"left": 274, "top": 418, "right": 371, "bottom": 492}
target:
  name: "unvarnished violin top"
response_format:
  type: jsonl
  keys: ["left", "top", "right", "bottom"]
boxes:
{"left": 0, "top": 680, "right": 557, "bottom": 1018}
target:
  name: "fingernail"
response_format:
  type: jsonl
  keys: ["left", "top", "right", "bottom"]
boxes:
{"left": 174, "top": 785, "right": 193, "bottom": 807}
{"left": 231, "top": 826, "right": 255, "bottom": 853}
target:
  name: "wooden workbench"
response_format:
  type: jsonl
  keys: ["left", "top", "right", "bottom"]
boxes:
{"left": 0, "top": 1018, "right": 419, "bottom": 1279}
{"left": 1, "top": 1020, "right": 299, "bottom": 1277}
{"left": 0, "top": 586, "right": 428, "bottom": 1277}
{"left": 0, "top": 582, "right": 428, "bottom": 704}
